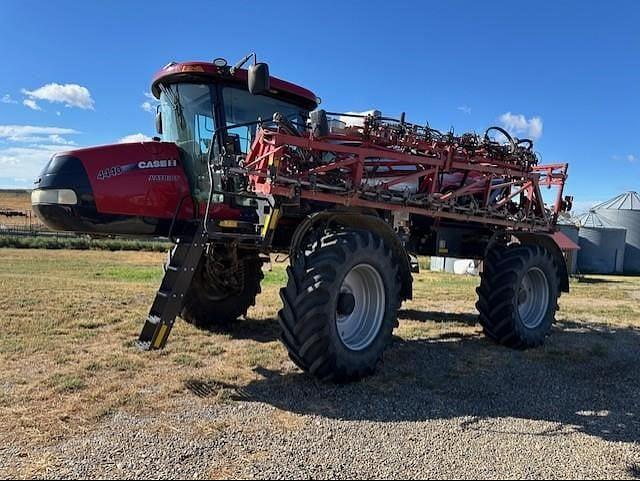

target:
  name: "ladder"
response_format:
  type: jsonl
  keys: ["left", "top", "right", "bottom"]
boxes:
{"left": 137, "top": 223, "right": 207, "bottom": 350}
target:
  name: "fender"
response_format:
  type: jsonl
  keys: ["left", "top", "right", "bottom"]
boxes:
{"left": 512, "top": 232, "right": 570, "bottom": 293}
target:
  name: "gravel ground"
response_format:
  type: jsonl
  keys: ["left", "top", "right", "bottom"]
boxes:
{"left": 2, "top": 320, "right": 640, "bottom": 479}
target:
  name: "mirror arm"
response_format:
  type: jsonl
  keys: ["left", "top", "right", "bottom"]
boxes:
{"left": 230, "top": 52, "right": 256, "bottom": 75}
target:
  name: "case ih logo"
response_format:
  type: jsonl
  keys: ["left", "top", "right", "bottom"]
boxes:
{"left": 138, "top": 159, "right": 178, "bottom": 169}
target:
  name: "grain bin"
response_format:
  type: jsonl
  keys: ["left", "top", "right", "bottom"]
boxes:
{"left": 557, "top": 215, "right": 580, "bottom": 274}
{"left": 594, "top": 191, "right": 640, "bottom": 274}
{"left": 577, "top": 211, "right": 627, "bottom": 274}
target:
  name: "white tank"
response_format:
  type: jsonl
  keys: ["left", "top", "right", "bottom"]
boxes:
{"left": 431, "top": 257, "right": 478, "bottom": 275}
{"left": 330, "top": 110, "right": 420, "bottom": 194}
{"left": 430, "top": 256, "right": 456, "bottom": 273}
{"left": 337, "top": 110, "right": 382, "bottom": 128}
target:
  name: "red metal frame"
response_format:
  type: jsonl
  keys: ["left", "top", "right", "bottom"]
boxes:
{"left": 245, "top": 125, "right": 569, "bottom": 232}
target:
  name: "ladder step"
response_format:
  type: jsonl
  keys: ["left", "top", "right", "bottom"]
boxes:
{"left": 137, "top": 223, "right": 208, "bottom": 351}
{"left": 136, "top": 340, "right": 152, "bottom": 351}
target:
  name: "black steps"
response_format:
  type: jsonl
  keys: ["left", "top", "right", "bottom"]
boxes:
{"left": 137, "top": 224, "right": 207, "bottom": 350}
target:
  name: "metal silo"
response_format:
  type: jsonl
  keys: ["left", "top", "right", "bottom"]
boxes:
{"left": 594, "top": 191, "right": 640, "bottom": 274}
{"left": 577, "top": 211, "right": 627, "bottom": 274}
{"left": 557, "top": 215, "right": 580, "bottom": 274}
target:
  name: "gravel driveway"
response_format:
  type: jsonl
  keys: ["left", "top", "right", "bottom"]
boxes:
{"left": 2, "top": 318, "right": 639, "bottom": 479}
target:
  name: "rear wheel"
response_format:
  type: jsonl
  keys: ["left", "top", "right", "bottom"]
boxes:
{"left": 180, "top": 247, "right": 263, "bottom": 329}
{"left": 278, "top": 229, "right": 401, "bottom": 382}
{"left": 476, "top": 244, "right": 559, "bottom": 348}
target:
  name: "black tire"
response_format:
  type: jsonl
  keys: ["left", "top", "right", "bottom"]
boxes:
{"left": 476, "top": 243, "right": 560, "bottom": 348}
{"left": 181, "top": 254, "right": 263, "bottom": 329}
{"left": 278, "top": 229, "right": 401, "bottom": 382}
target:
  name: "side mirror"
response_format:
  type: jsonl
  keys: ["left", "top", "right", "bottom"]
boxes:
{"left": 248, "top": 63, "right": 270, "bottom": 95}
{"left": 310, "top": 109, "right": 329, "bottom": 137}
{"left": 155, "top": 106, "right": 163, "bottom": 135}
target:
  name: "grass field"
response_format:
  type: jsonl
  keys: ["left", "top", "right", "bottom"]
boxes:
{"left": 1, "top": 248, "right": 639, "bottom": 477}
{"left": 0, "top": 190, "right": 31, "bottom": 212}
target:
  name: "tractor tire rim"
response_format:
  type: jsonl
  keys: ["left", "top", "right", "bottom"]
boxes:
{"left": 518, "top": 267, "right": 550, "bottom": 329}
{"left": 336, "top": 263, "right": 386, "bottom": 351}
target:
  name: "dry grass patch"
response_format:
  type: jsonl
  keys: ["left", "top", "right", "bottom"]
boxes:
{"left": 1, "top": 246, "right": 639, "bottom": 463}
{"left": 0, "top": 190, "right": 31, "bottom": 211}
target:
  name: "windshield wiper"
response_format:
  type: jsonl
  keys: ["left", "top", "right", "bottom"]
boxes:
{"left": 159, "top": 83, "right": 186, "bottom": 129}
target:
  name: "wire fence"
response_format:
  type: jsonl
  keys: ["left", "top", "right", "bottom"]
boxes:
{"left": 0, "top": 208, "right": 61, "bottom": 234}
{"left": 0, "top": 209, "right": 171, "bottom": 250}
{"left": 0, "top": 209, "right": 57, "bottom": 237}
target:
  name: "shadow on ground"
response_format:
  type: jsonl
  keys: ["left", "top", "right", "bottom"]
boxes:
{"left": 186, "top": 317, "right": 640, "bottom": 445}
{"left": 575, "top": 277, "right": 623, "bottom": 284}
{"left": 398, "top": 309, "right": 478, "bottom": 325}
{"left": 201, "top": 309, "right": 479, "bottom": 343}
{"left": 195, "top": 316, "right": 281, "bottom": 343}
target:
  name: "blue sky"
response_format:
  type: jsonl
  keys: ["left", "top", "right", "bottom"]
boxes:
{"left": 0, "top": 0, "right": 638, "bottom": 212}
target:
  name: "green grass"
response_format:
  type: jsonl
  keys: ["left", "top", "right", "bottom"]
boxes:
{"left": 49, "top": 373, "right": 86, "bottom": 393}
{"left": 96, "top": 265, "right": 163, "bottom": 283}
{"left": 84, "top": 361, "right": 103, "bottom": 373}
{"left": 107, "top": 355, "right": 144, "bottom": 372}
{"left": 263, "top": 265, "right": 289, "bottom": 286}
{"left": 173, "top": 353, "right": 204, "bottom": 368}
{"left": 244, "top": 343, "right": 281, "bottom": 367}
{"left": 0, "top": 392, "right": 12, "bottom": 408}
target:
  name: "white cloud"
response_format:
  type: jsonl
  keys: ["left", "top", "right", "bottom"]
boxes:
{"left": 21, "top": 83, "right": 95, "bottom": 110}
{"left": 612, "top": 154, "right": 638, "bottom": 164}
{"left": 1, "top": 94, "right": 17, "bottom": 104}
{"left": 499, "top": 112, "right": 543, "bottom": 140}
{"left": 23, "top": 99, "right": 42, "bottom": 111}
{"left": 3, "top": 136, "right": 50, "bottom": 144}
{"left": 0, "top": 124, "right": 81, "bottom": 187}
{"left": 118, "top": 133, "right": 152, "bottom": 143}
{"left": 141, "top": 92, "right": 159, "bottom": 114}
{"left": 457, "top": 105, "right": 471, "bottom": 115}
{"left": 47, "top": 134, "right": 76, "bottom": 145}
{"left": 0, "top": 178, "right": 32, "bottom": 189}
{"left": 572, "top": 200, "right": 603, "bottom": 215}
{"left": 141, "top": 101, "right": 155, "bottom": 113}
{"left": 0, "top": 144, "right": 69, "bottom": 180}
{"left": 0, "top": 125, "right": 79, "bottom": 143}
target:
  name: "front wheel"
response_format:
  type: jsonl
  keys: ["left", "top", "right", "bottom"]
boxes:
{"left": 278, "top": 229, "right": 401, "bottom": 382}
{"left": 476, "top": 244, "right": 559, "bottom": 348}
{"left": 180, "top": 249, "right": 264, "bottom": 329}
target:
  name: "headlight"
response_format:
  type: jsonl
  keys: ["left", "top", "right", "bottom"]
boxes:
{"left": 31, "top": 189, "right": 78, "bottom": 205}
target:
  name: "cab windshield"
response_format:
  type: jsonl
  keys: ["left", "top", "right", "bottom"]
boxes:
{"left": 222, "top": 86, "right": 307, "bottom": 152}
{"left": 160, "top": 82, "right": 308, "bottom": 200}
